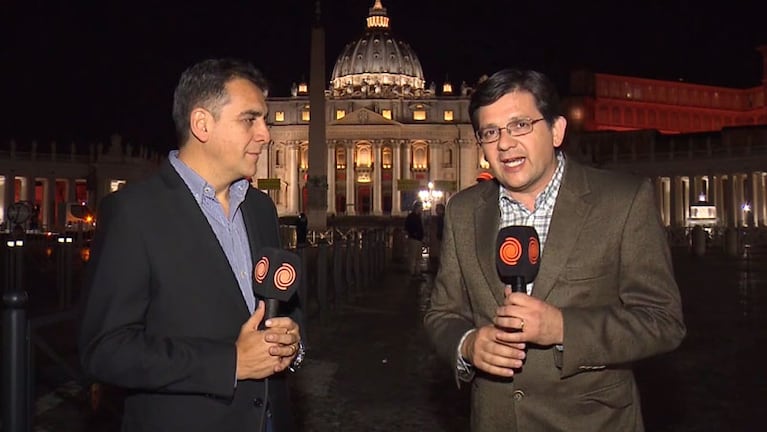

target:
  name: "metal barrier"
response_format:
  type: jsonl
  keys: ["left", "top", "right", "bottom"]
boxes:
{"left": 285, "top": 226, "right": 394, "bottom": 323}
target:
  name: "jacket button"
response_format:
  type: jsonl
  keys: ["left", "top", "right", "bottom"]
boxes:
{"left": 512, "top": 390, "right": 525, "bottom": 401}
{"left": 253, "top": 398, "right": 264, "bottom": 407}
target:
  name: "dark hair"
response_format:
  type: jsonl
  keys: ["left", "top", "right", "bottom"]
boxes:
{"left": 172, "top": 58, "right": 269, "bottom": 145}
{"left": 468, "top": 69, "right": 561, "bottom": 133}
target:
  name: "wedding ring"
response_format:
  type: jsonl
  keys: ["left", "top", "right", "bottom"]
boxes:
{"left": 519, "top": 319, "right": 525, "bottom": 332}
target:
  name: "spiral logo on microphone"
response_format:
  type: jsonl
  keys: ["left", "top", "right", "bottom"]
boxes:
{"left": 254, "top": 257, "right": 269, "bottom": 284}
{"left": 274, "top": 263, "right": 297, "bottom": 291}
{"left": 528, "top": 236, "right": 540, "bottom": 265}
{"left": 499, "top": 237, "right": 523, "bottom": 266}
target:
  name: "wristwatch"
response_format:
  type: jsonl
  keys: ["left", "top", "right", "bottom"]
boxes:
{"left": 289, "top": 342, "right": 305, "bottom": 373}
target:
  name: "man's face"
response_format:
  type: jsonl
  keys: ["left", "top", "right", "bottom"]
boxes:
{"left": 205, "top": 78, "right": 270, "bottom": 183}
{"left": 477, "top": 91, "right": 566, "bottom": 206}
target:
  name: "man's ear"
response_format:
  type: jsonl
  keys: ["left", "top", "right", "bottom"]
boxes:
{"left": 552, "top": 116, "right": 567, "bottom": 148}
{"left": 190, "top": 108, "right": 211, "bottom": 142}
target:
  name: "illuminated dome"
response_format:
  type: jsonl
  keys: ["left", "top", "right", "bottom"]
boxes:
{"left": 330, "top": 0, "right": 427, "bottom": 99}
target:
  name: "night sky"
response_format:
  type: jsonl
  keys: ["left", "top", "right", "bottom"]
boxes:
{"left": 6, "top": 0, "right": 766, "bottom": 150}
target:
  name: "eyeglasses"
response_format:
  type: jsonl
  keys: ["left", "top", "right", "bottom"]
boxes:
{"left": 475, "top": 117, "right": 546, "bottom": 145}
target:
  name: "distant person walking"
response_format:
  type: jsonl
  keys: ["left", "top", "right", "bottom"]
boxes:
{"left": 404, "top": 200, "right": 424, "bottom": 277}
{"left": 428, "top": 203, "right": 445, "bottom": 274}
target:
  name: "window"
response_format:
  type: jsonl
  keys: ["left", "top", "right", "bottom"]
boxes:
{"left": 443, "top": 110, "right": 454, "bottom": 121}
{"left": 382, "top": 147, "right": 392, "bottom": 169}
{"left": 413, "top": 110, "right": 426, "bottom": 121}
{"left": 382, "top": 109, "right": 392, "bottom": 120}
{"left": 275, "top": 111, "right": 285, "bottom": 122}
{"left": 301, "top": 111, "right": 310, "bottom": 121}
{"left": 336, "top": 147, "right": 346, "bottom": 169}
{"left": 336, "top": 109, "right": 346, "bottom": 120}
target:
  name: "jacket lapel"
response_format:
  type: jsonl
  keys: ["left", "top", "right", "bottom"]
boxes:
{"left": 532, "top": 160, "right": 592, "bottom": 301}
{"left": 158, "top": 162, "right": 251, "bottom": 316}
{"left": 474, "top": 182, "right": 505, "bottom": 306}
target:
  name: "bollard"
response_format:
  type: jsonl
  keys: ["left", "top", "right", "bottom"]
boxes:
{"left": 332, "top": 237, "right": 346, "bottom": 306}
{"left": 690, "top": 226, "right": 706, "bottom": 257}
{"left": 57, "top": 235, "right": 74, "bottom": 309}
{"left": 3, "top": 236, "right": 30, "bottom": 432}
{"left": 317, "top": 241, "right": 328, "bottom": 322}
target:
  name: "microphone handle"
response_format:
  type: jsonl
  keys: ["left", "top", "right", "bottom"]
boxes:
{"left": 511, "top": 275, "right": 526, "bottom": 294}
{"left": 265, "top": 298, "right": 280, "bottom": 321}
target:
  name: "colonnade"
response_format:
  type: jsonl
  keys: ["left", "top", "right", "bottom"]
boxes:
{"left": 654, "top": 172, "right": 767, "bottom": 227}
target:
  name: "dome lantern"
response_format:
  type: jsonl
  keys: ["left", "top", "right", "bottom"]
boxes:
{"left": 330, "top": 0, "right": 426, "bottom": 99}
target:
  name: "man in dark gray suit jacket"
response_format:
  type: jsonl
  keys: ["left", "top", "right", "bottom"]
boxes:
{"left": 79, "top": 59, "right": 303, "bottom": 432}
{"left": 424, "top": 69, "right": 685, "bottom": 431}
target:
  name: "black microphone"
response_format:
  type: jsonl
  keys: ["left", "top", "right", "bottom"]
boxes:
{"left": 253, "top": 247, "right": 301, "bottom": 321}
{"left": 496, "top": 226, "right": 541, "bottom": 293}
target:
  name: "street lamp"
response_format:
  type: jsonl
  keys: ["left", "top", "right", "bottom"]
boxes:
{"left": 418, "top": 182, "right": 444, "bottom": 212}
{"left": 742, "top": 203, "right": 752, "bottom": 227}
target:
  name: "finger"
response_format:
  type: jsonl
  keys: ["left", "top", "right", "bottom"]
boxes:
{"left": 264, "top": 317, "right": 294, "bottom": 330}
{"left": 243, "top": 301, "right": 265, "bottom": 330}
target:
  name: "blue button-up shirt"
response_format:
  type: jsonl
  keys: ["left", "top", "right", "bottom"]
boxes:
{"left": 169, "top": 151, "right": 256, "bottom": 313}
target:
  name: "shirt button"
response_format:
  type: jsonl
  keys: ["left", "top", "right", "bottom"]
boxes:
{"left": 512, "top": 390, "right": 525, "bottom": 401}
{"left": 253, "top": 397, "right": 264, "bottom": 407}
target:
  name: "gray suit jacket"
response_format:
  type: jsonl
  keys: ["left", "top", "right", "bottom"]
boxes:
{"left": 424, "top": 158, "right": 685, "bottom": 432}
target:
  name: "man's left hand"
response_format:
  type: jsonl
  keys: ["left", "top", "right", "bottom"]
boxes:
{"left": 494, "top": 287, "right": 563, "bottom": 346}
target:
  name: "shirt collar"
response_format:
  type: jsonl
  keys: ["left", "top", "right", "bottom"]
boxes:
{"left": 168, "top": 150, "right": 250, "bottom": 206}
{"left": 499, "top": 151, "right": 566, "bottom": 210}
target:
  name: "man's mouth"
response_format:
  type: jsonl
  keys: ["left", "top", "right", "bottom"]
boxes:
{"left": 501, "top": 156, "right": 525, "bottom": 168}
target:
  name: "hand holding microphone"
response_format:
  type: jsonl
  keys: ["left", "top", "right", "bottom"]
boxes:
{"left": 496, "top": 225, "right": 541, "bottom": 293}
{"left": 252, "top": 247, "right": 301, "bottom": 321}
{"left": 243, "top": 247, "right": 303, "bottom": 373}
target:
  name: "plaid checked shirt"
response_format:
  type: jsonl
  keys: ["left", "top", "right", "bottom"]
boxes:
{"left": 456, "top": 152, "right": 567, "bottom": 378}
{"left": 498, "top": 151, "right": 566, "bottom": 295}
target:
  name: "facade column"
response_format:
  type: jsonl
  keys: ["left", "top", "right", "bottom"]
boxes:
{"left": 668, "top": 175, "right": 679, "bottom": 227}
{"left": 652, "top": 177, "right": 666, "bottom": 226}
{"left": 45, "top": 176, "right": 56, "bottom": 230}
{"left": 757, "top": 172, "right": 767, "bottom": 227}
{"left": 729, "top": 173, "right": 741, "bottom": 227}
{"left": 428, "top": 140, "right": 440, "bottom": 183}
{"left": 713, "top": 175, "right": 724, "bottom": 227}
{"left": 2, "top": 174, "right": 15, "bottom": 222}
{"left": 403, "top": 141, "right": 412, "bottom": 180}
{"left": 373, "top": 141, "right": 383, "bottom": 215}
{"left": 458, "top": 139, "right": 476, "bottom": 191}
{"left": 392, "top": 140, "right": 402, "bottom": 214}
{"left": 327, "top": 144, "right": 336, "bottom": 215}
{"left": 345, "top": 141, "right": 355, "bottom": 215}
{"left": 286, "top": 142, "right": 299, "bottom": 215}
{"left": 68, "top": 178, "right": 77, "bottom": 204}
{"left": 748, "top": 171, "right": 761, "bottom": 227}
{"left": 22, "top": 176, "right": 35, "bottom": 203}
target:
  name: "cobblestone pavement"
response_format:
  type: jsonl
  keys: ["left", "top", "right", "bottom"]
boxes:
{"left": 17, "top": 246, "right": 767, "bottom": 431}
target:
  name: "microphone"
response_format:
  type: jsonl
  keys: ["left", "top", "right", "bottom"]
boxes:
{"left": 496, "top": 226, "right": 541, "bottom": 294}
{"left": 253, "top": 247, "right": 301, "bottom": 320}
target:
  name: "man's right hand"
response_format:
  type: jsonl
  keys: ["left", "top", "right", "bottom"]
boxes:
{"left": 235, "top": 301, "right": 281, "bottom": 380}
{"left": 461, "top": 325, "right": 526, "bottom": 377}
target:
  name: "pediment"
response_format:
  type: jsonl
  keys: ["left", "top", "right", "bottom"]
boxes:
{"left": 332, "top": 108, "right": 400, "bottom": 126}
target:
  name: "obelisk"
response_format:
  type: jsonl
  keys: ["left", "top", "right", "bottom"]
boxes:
{"left": 307, "top": 0, "right": 328, "bottom": 231}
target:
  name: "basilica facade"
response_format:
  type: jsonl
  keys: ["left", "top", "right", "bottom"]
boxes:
{"left": 259, "top": 0, "right": 481, "bottom": 217}
{"left": 1, "top": 0, "right": 766, "bottom": 232}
